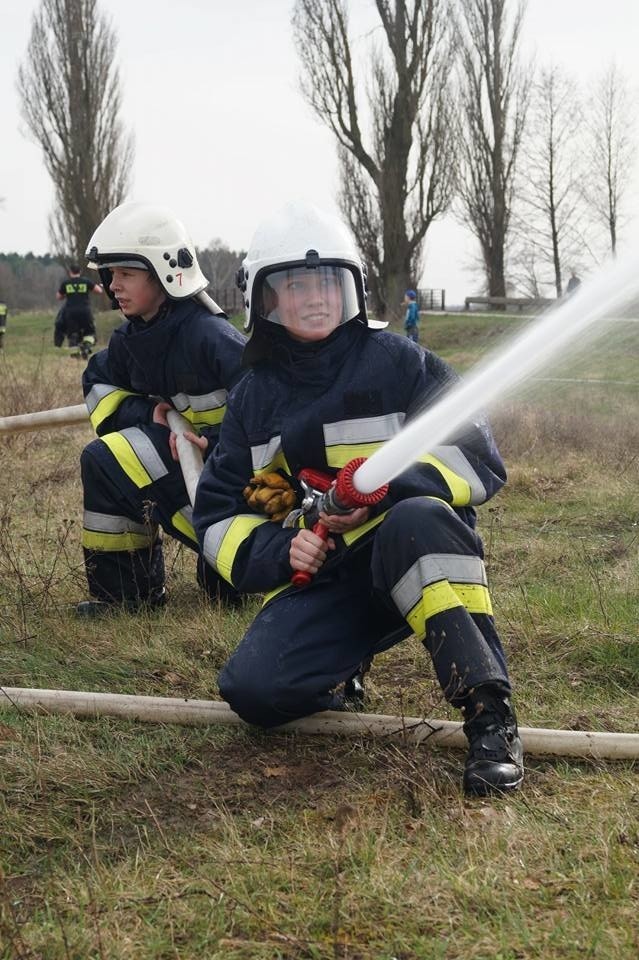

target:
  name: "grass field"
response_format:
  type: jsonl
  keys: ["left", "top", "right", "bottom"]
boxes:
{"left": 1, "top": 308, "right": 638, "bottom": 959}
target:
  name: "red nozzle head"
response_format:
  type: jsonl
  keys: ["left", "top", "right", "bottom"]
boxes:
{"left": 335, "top": 458, "right": 388, "bottom": 508}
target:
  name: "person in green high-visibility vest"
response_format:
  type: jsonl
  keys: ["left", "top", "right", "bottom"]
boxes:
{"left": 55, "top": 264, "right": 103, "bottom": 359}
{"left": 0, "top": 302, "right": 7, "bottom": 349}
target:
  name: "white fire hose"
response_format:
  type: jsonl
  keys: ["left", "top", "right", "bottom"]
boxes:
{"left": 2, "top": 398, "right": 638, "bottom": 760}
{"left": 0, "top": 403, "right": 203, "bottom": 507}
{"left": 1, "top": 686, "right": 638, "bottom": 759}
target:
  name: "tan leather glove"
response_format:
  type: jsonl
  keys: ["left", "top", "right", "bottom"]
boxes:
{"left": 243, "top": 472, "right": 298, "bottom": 522}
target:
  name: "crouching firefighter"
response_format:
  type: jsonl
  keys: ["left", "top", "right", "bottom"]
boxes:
{"left": 193, "top": 201, "right": 524, "bottom": 797}
{"left": 77, "top": 201, "right": 246, "bottom": 616}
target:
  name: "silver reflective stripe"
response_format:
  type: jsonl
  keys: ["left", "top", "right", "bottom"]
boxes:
{"left": 430, "top": 445, "right": 487, "bottom": 504}
{"left": 171, "top": 389, "right": 227, "bottom": 413}
{"left": 120, "top": 427, "right": 169, "bottom": 481}
{"left": 82, "top": 510, "right": 152, "bottom": 535}
{"left": 179, "top": 505, "right": 194, "bottom": 525}
{"left": 85, "top": 383, "right": 119, "bottom": 415}
{"left": 324, "top": 413, "right": 405, "bottom": 446}
{"left": 251, "top": 435, "right": 283, "bottom": 472}
{"left": 202, "top": 518, "right": 234, "bottom": 570}
{"left": 391, "top": 553, "right": 488, "bottom": 617}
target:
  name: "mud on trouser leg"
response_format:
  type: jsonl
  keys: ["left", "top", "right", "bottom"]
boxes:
{"left": 372, "top": 497, "right": 511, "bottom": 704}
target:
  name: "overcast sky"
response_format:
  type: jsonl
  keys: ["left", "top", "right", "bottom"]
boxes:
{"left": 1, "top": 0, "right": 638, "bottom": 304}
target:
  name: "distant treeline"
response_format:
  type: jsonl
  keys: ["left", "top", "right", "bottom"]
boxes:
{"left": 0, "top": 253, "right": 66, "bottom": 311}
{"left": 0, "top": 243, "right": 245, "bottom": 313}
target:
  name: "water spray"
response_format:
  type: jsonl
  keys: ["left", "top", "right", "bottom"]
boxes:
{"left": 353, "top": 251, "right": 639, "bottom": 493}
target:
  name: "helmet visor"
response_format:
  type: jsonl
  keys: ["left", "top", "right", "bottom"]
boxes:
{"left": 259, "top": 265, "right": 360, "bottom": 340}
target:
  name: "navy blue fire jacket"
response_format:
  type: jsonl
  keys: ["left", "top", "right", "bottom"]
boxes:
{"left": 82, "top": 298, "right": 246, "bottom": 451}
{"left": 193, "top": 322, "right": 506, "bottom": 594}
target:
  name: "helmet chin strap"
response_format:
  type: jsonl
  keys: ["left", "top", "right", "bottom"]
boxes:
{"left": 195, "top": 290, "right": 225, "bottom": 316}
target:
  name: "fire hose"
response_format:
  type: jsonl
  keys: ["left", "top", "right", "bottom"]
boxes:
{"left": 1, "top": 686, "right": 639, "bottom": 759}
{"left": 2, "top": 384, "right": 639, "bottom": 757}
{"left": 0, "top": 403, "right": 202, "bottom": 508}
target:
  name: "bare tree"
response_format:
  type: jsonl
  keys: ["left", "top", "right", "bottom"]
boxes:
{"left": 582, "top": 64, "right": 636, "bottom": 257}
{"left": 293, "top": 0, "right": 457, "bottom": 319}
{"left": 17, "top": 0, "right": 133, "bottom": 265}
{"left": 197, "top": 239, "right": 246, "bottom": 314}
{"left": 456, "top": 0, "right": 530, "bottom": 300}
{"left": 514, "top": 65, "right": 588, "bottom": 297}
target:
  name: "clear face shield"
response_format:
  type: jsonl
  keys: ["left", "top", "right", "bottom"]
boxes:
{"left": 258, "top": 264, "right": 361, "bottom": 342}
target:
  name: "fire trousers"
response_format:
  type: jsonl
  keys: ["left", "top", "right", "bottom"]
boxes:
{"left": 80, "top": 424, "right": 237, "bottom": 604}
{"left": 219, "top": 497, "right": 510, "bottom": 727}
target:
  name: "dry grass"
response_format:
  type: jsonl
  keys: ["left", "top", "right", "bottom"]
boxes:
{"left": 1, "top": 310, "right": 639, "bottom": 958}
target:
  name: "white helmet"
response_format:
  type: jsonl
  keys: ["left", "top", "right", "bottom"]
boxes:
{"left": 237, "top": 201, "right": 386, "bottom": 333}
{"left": 85, "top": 201, "right": 208, "bottom": 300}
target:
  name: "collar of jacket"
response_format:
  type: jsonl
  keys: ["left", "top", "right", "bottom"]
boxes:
{"left": 244, "top": 320, "right": 367, "bottom": 391}
{"left": 110, "top": 298, "right": 200, "bottom": 370}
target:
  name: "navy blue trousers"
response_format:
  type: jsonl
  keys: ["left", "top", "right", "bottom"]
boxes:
{"left": 81, "top": 425, "right": 236, "bottom": 604}
{"left": 219, "top": 498, "right": 510, "bottom": 727}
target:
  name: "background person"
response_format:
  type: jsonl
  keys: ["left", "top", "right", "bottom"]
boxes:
{"left": 55, "top": 263, "right": 103, "bottom": 359}
{"left": 77, "top": 201, "right": 246, "bottom": 616}
{"left": 565, "top": 270, "right": 582, "bottom": 296}
{"left": 194, "top": 202, "right": 524, "bottom": 797}
{"left": 403, "top": 288, "right": 420, "bottom": 342}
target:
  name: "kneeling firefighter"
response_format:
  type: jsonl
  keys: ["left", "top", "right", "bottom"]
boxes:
{"left": 78, "top": 201, "right": 246, "bottom": 615}
{"left": 193, "top": 201, "right": 524, "bottom": 796}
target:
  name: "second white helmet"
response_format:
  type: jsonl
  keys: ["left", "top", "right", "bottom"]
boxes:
{"left": 86, "top": 201, "right": 208, "bottom": 300}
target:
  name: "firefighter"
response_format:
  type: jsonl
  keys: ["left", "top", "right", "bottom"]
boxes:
{"left": 77, "top": 201, "right": 246, "bottom": 616}
{"left": 55, "top": 264, "right": 103, "bottom": 359}
{"left": 193, "top": 202, "right": 524, "bottom": 797}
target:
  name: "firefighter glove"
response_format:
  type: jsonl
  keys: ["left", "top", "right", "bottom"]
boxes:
{"left": 243, "top": 471, "right": 299, "bottom": 522}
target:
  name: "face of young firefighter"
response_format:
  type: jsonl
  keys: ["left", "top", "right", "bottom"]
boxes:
{"left": 268, "top": 267, "right": 344, "bottom": 342}
{"left": 109, "top": 267, "right": 166, "bottom": 321}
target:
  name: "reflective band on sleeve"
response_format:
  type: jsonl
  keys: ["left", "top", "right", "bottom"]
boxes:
{"left": 250, "top": 436, "right": 291, "bottom": 476}
{"left": 202, "top": 514, "right": 268, "bottom": 584}
{"left": 324, "top": 413, "right": 405, "bottom": 469}
{"left": 403, "top": 581, "right": 493, "bottom": 639}
{"left": 391, "top": 553, "right": 488, "bottom": 618}
{"left": 418, "top": 446, "right": 487, "bottom": 505}
{"left": 342, "top": 511, "right": 386, "bottom": 545}
{"left": 172, "top": 389, "right": 227, "bottom": 412}
{"left": 101, "top": 428, "right": 169, "bottom": 488}
{"left": 262, "top": 583, "right": 294, "bottom": 606}
{"left": 171, "top": 390, "right": 228, "bottom": 429}
{"left": 86, "top": 384, "right": 136, "bottom": 430}
{"left": 171, "top": 506, "right": 197, "bottom": 543}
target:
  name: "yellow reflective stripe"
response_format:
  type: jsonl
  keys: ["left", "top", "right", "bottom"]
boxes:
{"left": 101, "top": 433, "right": 153, "bottom": 487}
{"left": 340, "top": 495, "right": 452, "bottom": 547}
{"left": 262, "top": 583, "right": 293, "bottom": 606}
{"left": 90, "top": 389, "right": 136, "bottom": 431}
{"left": 452, "top": 583, "right": 493, "bottom": 616}
{"left": 171, "top": 510, "right": 197, "bottom": 543}
{"left": 342, "top": 510, "right": 386, "bottom": 545}
{"left": 81, "top": 530, "right": 153, "bottom": 551}
{"left": 417, "top": 453, "right": 471, "bottom": 506}
{"left": 405, "top": 582, "right": 493, "bottom": 638}
{"left": 325, "top": 441, "right": 383, "bottom": 469}
{"left": 216, "top": 516, "right": 268, "bottom": 583}
{"left": 180, "top": 407, "right": 226, "bottom": 429}
{"left": 253, "top": 451, "right": 292, "bottom": 477}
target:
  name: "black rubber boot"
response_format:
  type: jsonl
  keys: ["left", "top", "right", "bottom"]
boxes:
{"left": 75, "top": 588, "right": 167, "bottom": 618}
{"left": 462, "top": 686, "right": 524, "bottom": 796}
